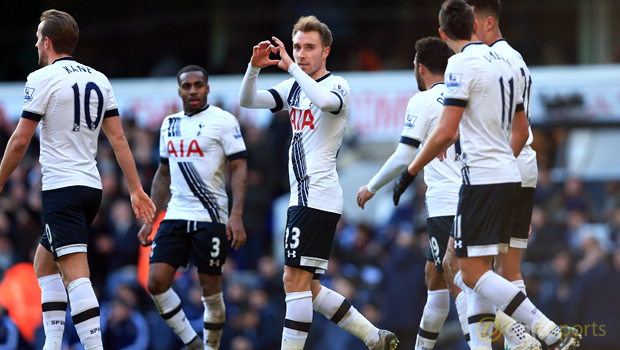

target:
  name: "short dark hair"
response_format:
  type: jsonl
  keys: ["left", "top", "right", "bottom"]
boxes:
{"left": 415, "top": 37, "right": 454, "bottom": 75}
{"left": 439, "top": 0, "right": 476, "bottom": 41}
{"left": 465, "top": 0, "right": 501, "bottom": 20}
{"left": 293, "top": 16, "right": 333, "bottom": 48}
{"left": 40, "top": 10, "right": 79, "bottom": 55}
{"left": 176, "top": 65, "right": 208, "bottom": 85}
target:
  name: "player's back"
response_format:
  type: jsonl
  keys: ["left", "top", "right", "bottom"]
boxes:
{"left": 23, "top": 57, "right": 117, "bottom": 191}
{"left": 444, "top": 42, "right": 520, "bottom": 185}
{"left": 490, "top": 39, "right": 538, "bottom": 187}
{"left": 403, "top": 83, "right": 461, "bottom": 216}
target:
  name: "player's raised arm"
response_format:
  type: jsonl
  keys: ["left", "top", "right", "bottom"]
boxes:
{"left": 271, "top": 36, "right": 341, "bottom": 112}
{"left": 101, "top": 116, "right": 155, "bottom": 224}
{"left": 238, "top": 41, "right": 280, "bottom": 109}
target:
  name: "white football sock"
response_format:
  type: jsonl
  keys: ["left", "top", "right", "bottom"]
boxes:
{"left": 282, "top": 291, "right": 312, "bottom": 350}
{"left": 496, "top": 310, "right": 532, "bottom": 348}
{"left": 464, "top": 285, "right": 494, "bottom": 349}
{"left": 67, "top": 278, "right": 102, "bottom": 350}
{"left": 152, "top": 288, "right": 198, "bottom": 345}
{"left": 312, "top": 286, "right": 380, "bottom": 348}
{"left": 39, "top": 274, "right": 67, "bottom": 350}
{"left": 454, "top": 291, "right": 471, "bottom": 347}
{"left": 415, "top": 289, "right": 450, "bottom": 350}
{"left": 473, "top": 270, "right": 561, "bottom": 346}
{"left": 202, "top": 292, "right": 225, "bottom": 350}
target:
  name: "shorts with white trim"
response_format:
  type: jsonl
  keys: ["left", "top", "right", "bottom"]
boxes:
{"left": 504, "top": 187, "right": 535, "bottom": 249}
{"left": 40, "top": 186, "right": 102, "bottom": 260}
{"left": 452, "top": 182, "right": 520, "bottom": 258}
{"left": 426, "top": 216, "right": 454, "bottom": 273}
{"left": 149, "top": 219, "right": 228, "bottom": 275}
{"left": 284, "top": 206, "right": 340, "bottom": 274}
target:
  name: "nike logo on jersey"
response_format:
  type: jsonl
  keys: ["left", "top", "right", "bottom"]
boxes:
{"left": 290, "top": 108, "right": 315, "bottom": 131}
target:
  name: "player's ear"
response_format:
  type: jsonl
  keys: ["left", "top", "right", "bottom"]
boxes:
{"left": 438, "top": 28, "right": 447, "bottom": 42}
{"left": 178, "top": 88, "right": 182, "bottom": 97}
{"left": 418, "top": 63, "right": 425, "bottom": 76}
{"left": 473, "top": 20, "right": 478, "bottom": 35}
{"left": 206, "top": 84, "right": 210, "bottom": 95}
{"left": 323, "top": 46, "right": 330, "bottom": 60}
{"left": 487, "top": 16, "right": 495, "bottom": 32}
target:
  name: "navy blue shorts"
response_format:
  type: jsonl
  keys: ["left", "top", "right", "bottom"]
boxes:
{"left": 40, "top": 186, "right": 102, "bottom": 260}
{"left": 284, "top": 206, "right": 340, "bottom": 274}
{"left": 149, "top": 219, "right": 229, "bottom": 275}
{"left": 426, "top": 216, "right": 454, "bottom": 273}
{"left": 453, "top": 183, "right": 521, "bottom": 258}
{"left": 506, "top": 187, "right": 535, "bottom": 249}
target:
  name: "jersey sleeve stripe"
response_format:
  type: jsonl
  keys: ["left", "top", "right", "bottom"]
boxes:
{"left": 267, "top": 88, "right": 284, "bottom": 113}
{"left": 104, "top": 108, "right": 119, "bottom": 119}
{"left": 515, "top": 103, "right": 524, "bottom": 112}
{"left": 227, "top": 150, "right": 248, "bottom": 162}
{"left": 21, "top": 110, "right": 43, "bottom": 121}
{"left": 399, "top": 136, "right": 421, "bottom": 148}
{"left": 330, "top": 91, "right": 343, "bottom": 115}
{"left": 444, "top": 98, "right": 468, "bottom": 108}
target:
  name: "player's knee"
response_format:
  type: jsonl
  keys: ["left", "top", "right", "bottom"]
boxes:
{"left": 147, "top": 276, "right": 171, "bottom": 295}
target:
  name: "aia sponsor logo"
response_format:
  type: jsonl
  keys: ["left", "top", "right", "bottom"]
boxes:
{"left": 167, "top": 139, "right": 204, "bottom": 157}
{"left": 290, "top": 108, "right": 315, "bottom": 131}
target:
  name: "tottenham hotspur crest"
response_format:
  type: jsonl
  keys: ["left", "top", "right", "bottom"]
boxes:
{"left": 197, "top": 122, "right": 205, "bottom": 136}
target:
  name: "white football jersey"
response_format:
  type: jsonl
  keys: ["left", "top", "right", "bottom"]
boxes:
{"left": 401, "top": 82, "right": 462, "bottom": 217}
{"left": 443, "top": 42, "right": 522, "bottom": 185}
{"left": 269, "top": 73, "right": 350, "bottom": 214}
{"left": 491, "top": 39, "right": 537, "bottom": 188}
{"left": 159, "top": 105, "right": 247, "bottom": 224}
{"left": 22, "top": 57, "right": 119, "bottom": 191}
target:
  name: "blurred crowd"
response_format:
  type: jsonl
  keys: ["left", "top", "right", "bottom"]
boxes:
{"left": 0, "top": 104, "right": 619, "bottom": 350}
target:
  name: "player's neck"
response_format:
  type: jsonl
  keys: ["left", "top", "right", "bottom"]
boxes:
{"left": 46, "top": 51, "right": 70, "bottom": 66}
{"left": 424, "top": 75, "right": 444, "bottom": 90}
{"left": 448, "top": 34, "right": 480, "bottom": 53}
{"left": 487, "top": 29, "right": 503, "bottom": 46}
{"left": 309, "top": 66, "right": 328, "bottom": 81}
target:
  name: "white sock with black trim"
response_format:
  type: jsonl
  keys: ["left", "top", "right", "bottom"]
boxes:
{"left": 39, "top": 274, "right": 67, "bottom": 350}
{"left": 312, "top": 286, "right": 380, "bottom": 348}
{"left": 151, "top": 288, "right": 198, "bottom": 345}
{"left": 463, "top": 284, "right": 494, "bottom": 349}
{"left": 473, "top": 270, "right": 561, "bottom": 346}
{"left": 454, "top": 291, "right": 471, "bottom": 347}
{"left": 202, "top": 292, "right": 225, "bottom": 350}
{"left": 282, "top": 291, "right": 312, "bottom": 350}
{"left": 415, "top": 289, "right": 450, "bottom": 350}
{"left": 67, "top": 278, "right": 102, "bottom": 350}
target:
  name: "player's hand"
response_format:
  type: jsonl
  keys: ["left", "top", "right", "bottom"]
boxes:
{"left": 226, "top": 214, "right": 247, "bottom": 251}
{"left": 130, "top": 190, "right": 156, "bottom": 224}
{"left": 393, "top": 168, "right": 417, "bottom": 206}
{"left": 250, "top": 40, "right": 280, "bottom": 68}
{"left": 271, "top": 36, "right": 294, "bottom": 72}
{"left": 437, "top": 147, "right": 448, "bottom": 161}
{"left": 357, "top": 185, "right": 375, "bottom": 209}
{"left": 137, "top": 223, "right": 154, "bottom": 247}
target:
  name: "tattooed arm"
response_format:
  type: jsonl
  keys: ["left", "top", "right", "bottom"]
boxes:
{"left": 137, "top": 163, "right": 171, "bottom": 246}
{"left": 227, "top": 158, "right": 247, "bottom": 250}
